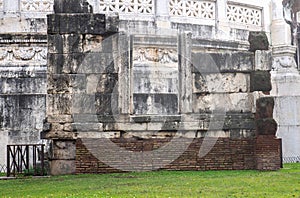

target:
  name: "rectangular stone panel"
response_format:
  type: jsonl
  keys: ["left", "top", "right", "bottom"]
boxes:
{"left": 193, "top": 93, "right": 254, "bottom": 113}
{"left": 48, "top": 14, "right": 106, "bottom": 35}
{"left": 47, "top": 94, "right": 72, "bottom": 115}
{"left": 72, "top": 94, "right": 101, "bottom": 114}
{"left": 95, "top": 93, "right": 119, "bottom": 115}
{"left": 250, "top": 71, "right": 271, "bottom": 92}
{"left": 193, "top": 73, "right": 250, "bottom": 93}
{"left": 0, "top": 95, "right": 45, "bottom": 130}
{"left": 48, "top": 74, "right": 87, "bottom": 94}
{"left": 52, "top": 140, "right": 76, "bottom": 160}
{"left": 86, "top": 73, "right": 118, "bottom": 94}
{"left": 48, "top": 34, "right": 104, "bottom": 54}
{"left": 192, "top": 51, "right": 254, "bottom": 73}
{"left": 133, "top": 76, "right": 178, "bottom": 94}
{"left": 133, "top": 94, "right": 178, "bottom": 115}
{"left": 48, "top": 34, "right": 83, "bottom": 54}
{"left": 48, "top": 52, "right": 117, "bottom": 74}
{"left": 0, "top": 77, "right": 46, "bottom": 94}
{"left": 53, "top": 0, "right": 92, "bottom": 13}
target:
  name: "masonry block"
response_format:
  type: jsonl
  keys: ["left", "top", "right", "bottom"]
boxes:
{"left": 250, "top": 71, "right": 272, "bottom": 92}
{"left": 192, "top": 52, "right": 254, "bottom": 73}
{"left": 248, "top": 31, "right": 269, "bottom": 52}
{"left": 256, "top": 97, "right": 274, "bottom": 119}
{"left": 54, "top": 0, "right": 93, "bottom": 13}
{"left": 48, "top": 14, "right": 106, "bottom": 35}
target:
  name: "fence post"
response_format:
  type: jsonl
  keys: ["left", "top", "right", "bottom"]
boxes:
{"left": 41, "top": 145, "right": 45, "bottom": 176}
{"left": 6, "top": 145, "right": 10, "bottom": 177}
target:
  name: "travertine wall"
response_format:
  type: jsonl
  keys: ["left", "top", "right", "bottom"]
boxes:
{"left": 42, "top": 0, "right": 282, "bottom": 175}
{"left": 0, "top": 34, "right": 48, "bottom": 167}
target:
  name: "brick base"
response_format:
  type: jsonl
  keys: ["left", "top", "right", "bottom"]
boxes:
{"left": 75, "top": 137, "right": 278, "bottom": 173}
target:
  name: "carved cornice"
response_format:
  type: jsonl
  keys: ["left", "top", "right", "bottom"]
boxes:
{"left": 272, "top": 45, "right": 297, "bottom": 56}
{"left": 0, "top": 34, "right": 47, "bottom": 44}
{"left": 133, "top": 47, "right": 178, "bottom": 64}
{"left": 0, "top": 47, "right": 47, "bottom": 64}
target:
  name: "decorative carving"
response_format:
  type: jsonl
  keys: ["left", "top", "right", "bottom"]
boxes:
{"left": 272, "top": 56, "right": 297, "bottom": 71}
{"left": 169, "top": 0, "right": 215, "bottom": 19}
{"left": 13, "top": 48, "right": 36, "bottom": 60}
{"left": 134, "top": 48, "right": 178, "bottom": 64}
{"left": 0, "top": 48, "right": 8, "bottom": 60}
{"left": 21, "top": 0, "right": 54, "bottom": 12}
{"left": 99, "top": 0, "right": 154, "bottom": 15}
{"left": 227, "top": 4, "right": 262, "bottom": 26}
{"left": 0, "top": 47, "right": 47, "bottom": 64}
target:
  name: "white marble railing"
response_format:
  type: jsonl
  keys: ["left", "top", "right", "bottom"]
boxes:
{"left": 20, "top": 0, "right": 54, "bottom": 12}
{"left": 227, "top": 2, "right": 262, "bottom": 28}
{"left": 0, "top": 0, "right": 264, "bottom": 31}
{"left": 99, "top": 0, "right": 154, "bottom": 16}
{"left": 169, "top": 0, "right": 215, "bottom": 20}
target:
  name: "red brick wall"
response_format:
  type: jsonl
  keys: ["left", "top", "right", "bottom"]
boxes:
{"left": 75, "top": 137, "right": 263, "bottom": 173}
{"left": 255, "top": 135, "right": 282, "bottom": 170}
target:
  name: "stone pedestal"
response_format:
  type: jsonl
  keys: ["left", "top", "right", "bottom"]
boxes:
{"left": 44, "top": 0, "right": 118, "bottom": 175}
{"left": 271, "top": 46, "right": 300, "bottom": 162}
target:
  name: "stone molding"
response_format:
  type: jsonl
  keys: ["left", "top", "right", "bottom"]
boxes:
{"left": 0, "top": 35, "right": 47, "bottom": 65}
{"left": 272, "top": 45, "right": 298, "bottom": 71}
{"left": 0, "top": 47, "right": 47, "bottom": 64}
{"left": 133, "top": 47, "right": 178, "bottom": 64}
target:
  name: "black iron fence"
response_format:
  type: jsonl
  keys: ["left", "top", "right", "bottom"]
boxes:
{"left": 0, "top": 164, "right": 6, "bottom": 173}
{"left": 283, "top": 156, "right": 300, "bottom": 164}
{"left": 7, "top": 144, "right": 45, "bottom": 177}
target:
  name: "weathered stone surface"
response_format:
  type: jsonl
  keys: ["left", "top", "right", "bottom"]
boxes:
{"left": 52, "top": 140, "right": 76, "bottom": 160}
{"left": 86, "top": 73, "right": 118, "bottom": 94}
{"left": 256, "top": 97, "right": 274, "bottom": 119}
{"left": 248, "top": 31, "right": 269, "bottom": 52}
{"left": 250, "top": 71, "right": 272, "bottom": 92}
{"left": 133, "top": 71, "right": 178, "bottom": 94}
{"left": 47, "top": 94, "right": 72, "bottom": 115}
{"left": 48, "top": 52, "right": 117, "bottom": 74}
{"left": 133, "top": 94, "right": 178, "bottom": 115}
{"left": 193, "top": 73, "right": 250, "bottom": 93}
{"left": 54, "top": 0, "right": 93, "bottom": 14}
{"left": 50, "top": 160, "right": 76, "bottom": 175}
{"left": 95, "top": 93, "right": 119, "bottom": 115}
{"left": 0, "top": 77, "right": 46, "bottom": 94}
{"left": 48, "top": 34, "right": 84, "bottom": 54}
{"left": 0, "top": 95, "right": 45, "bottom": 130}
{"left": 193, "top": 93, "right": 254, "bottom": 113}
{"left": 48, "top": 14, "right": 107, "bottom": 35}
{"left": 192, "top": 51, "right": 254, "bottom": 73}
{"left": 72, "top": 123, "right": 103, "bottom": 132}
{"left": 256, "top": 118, "right": 278, "bottom": 135}
{"left": 48, "top": 74, "right": 87, "bottom": 94}
{"left": 255, "top": 50, "right": 272, "bottom": 71}
{"left": 0, "top": 0, "right": 284, "bottom": 173}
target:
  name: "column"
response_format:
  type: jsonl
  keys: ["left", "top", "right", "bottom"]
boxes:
{"left": 3, "top": 0, "right": 20, "bottom": 16}
{"left": 270, "top": 0, "right": 300, "bottom": 163}
{"left": 216, "top": 0, "right": 230, "bottom": 39}
{"left": 156, "top": 0, "right": 171, "bottom": 29}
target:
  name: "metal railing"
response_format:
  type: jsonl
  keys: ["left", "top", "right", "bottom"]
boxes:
{"left": 7, "top": 144, "right": 45, "bottom": 177}
{"left": 0, "top": 164, "right": 6, "bottom": 173}
{"left": 283, "top": 156, "right": 300, "bottom": 164}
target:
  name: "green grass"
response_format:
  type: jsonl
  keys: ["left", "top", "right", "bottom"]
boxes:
{"left": 0, "top": 164, "right": 300, "bottom": 198}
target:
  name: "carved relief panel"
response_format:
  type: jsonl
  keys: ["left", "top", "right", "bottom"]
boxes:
{"left": 132, "top": 47, "right": 179, "bottom": 115}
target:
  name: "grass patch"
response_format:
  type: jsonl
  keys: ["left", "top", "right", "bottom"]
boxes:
{"left": 0, "top": 163, "right": 300, "bottom": 197}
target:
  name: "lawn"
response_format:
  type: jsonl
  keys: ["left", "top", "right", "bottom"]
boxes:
{"left": 0, "top": 163, "right": 299, "bottom": 198}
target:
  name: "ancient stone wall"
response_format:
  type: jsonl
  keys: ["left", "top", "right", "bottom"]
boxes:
{"left": 42, "top": 0, "right": 282, "bottom": 175}
{"left": 0, "top": 34, "right": 48, "bottom": 167}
